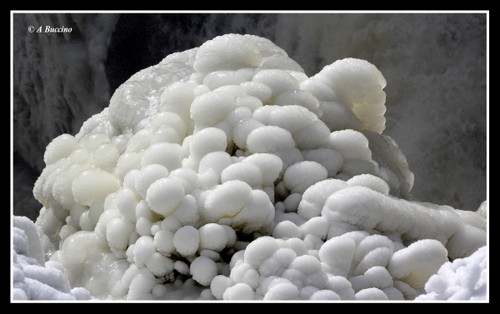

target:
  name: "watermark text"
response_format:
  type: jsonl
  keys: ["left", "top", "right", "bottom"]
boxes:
{"left": 28, "top": 25, "right": 72, "bottom": 34}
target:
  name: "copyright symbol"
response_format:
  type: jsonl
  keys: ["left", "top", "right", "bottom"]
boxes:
{"left": 28, "top": 26, "right": 35, "bottom": 33}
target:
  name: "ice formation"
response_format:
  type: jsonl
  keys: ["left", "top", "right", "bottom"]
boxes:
{"left": 13, "top": 216, "right": 91, "bottom": 300}
{"left": 21, "top": 34, "right": 487, "bottom": 301}
{"left": 416, "top": 245, "right": 487, "bottom": 301}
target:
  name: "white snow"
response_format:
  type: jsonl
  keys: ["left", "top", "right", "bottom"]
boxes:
{"left": 247, "top": 125, "right": 295, "bottom": 153}
{"left": 387, "top": 239, "right": 448, "bottom": 289}
{"left": 172, "top": 226, "right": 200, "bottom": 257}
{"left": 145, "top": 177, "right": 185, "bottom": 216}
{"left": 198, "top": 223, "right": 229, "bottom": 252}
{"left": 190, "top": 256, "right": 218, "bottom": 286}
{"left": 12, "top": 216, "right": 91, "bottom": 300}
{"left": 416, "top": 246, "right": 487, "bottom": 301}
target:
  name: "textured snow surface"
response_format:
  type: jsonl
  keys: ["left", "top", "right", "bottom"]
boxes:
{"left": 12, "top": 216, "right": 91, "bottom": 300}
{"left": 19, "top": 34, "right": 487, "bottom": 301}
{"left": 416, "top": 246, "right": 487, "bottom": 301}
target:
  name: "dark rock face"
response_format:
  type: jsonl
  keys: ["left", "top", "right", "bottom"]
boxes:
{"left": 13, "top": 13, "right": 119, "bottom": 219}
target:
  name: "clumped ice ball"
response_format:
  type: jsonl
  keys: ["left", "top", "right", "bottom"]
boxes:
{"left": 30, "top": 33, "right": 487, "bottom": 301}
